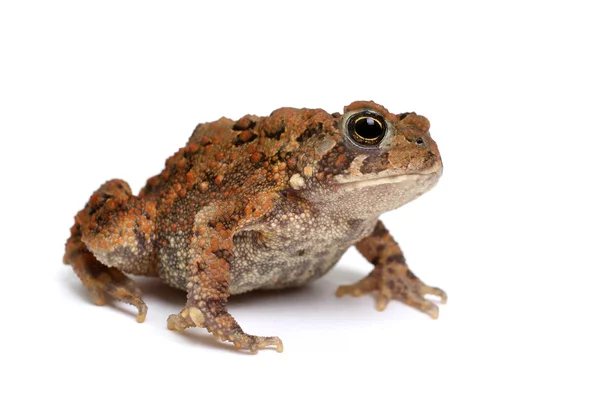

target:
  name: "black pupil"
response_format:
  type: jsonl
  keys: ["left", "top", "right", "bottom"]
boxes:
{"left": 355, "top": 117, "right": 382, "bottom": 139}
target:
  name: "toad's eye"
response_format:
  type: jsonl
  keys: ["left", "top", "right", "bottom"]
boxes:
{"left": 347, "top": 112, "right": 387, "bottom": 146}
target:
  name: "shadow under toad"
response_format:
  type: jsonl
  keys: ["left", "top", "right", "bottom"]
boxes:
{"left": 65, "top": 265, "right": 377, "bottom": 317}
{"left": 63, "top": 265, "right": 422, "bottom": 352}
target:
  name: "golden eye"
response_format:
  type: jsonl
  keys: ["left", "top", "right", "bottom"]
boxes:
{"left": 347, "top": 112, "right": 387, "bottom": 146}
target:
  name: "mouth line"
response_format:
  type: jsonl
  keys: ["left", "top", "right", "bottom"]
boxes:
{"left": 338, "top": 172, "right": 437, "bottom": 190}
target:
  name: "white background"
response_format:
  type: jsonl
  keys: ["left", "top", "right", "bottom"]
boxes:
{"left": 1, "top": 1, "right": 599, "bottom": 399}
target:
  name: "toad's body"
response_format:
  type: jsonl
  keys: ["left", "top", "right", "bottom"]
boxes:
{"left": 231, "top": 214, "right": 376, "bottom": 294}
{"left": 64, "top": 101, "right": 446, "bottom": 353}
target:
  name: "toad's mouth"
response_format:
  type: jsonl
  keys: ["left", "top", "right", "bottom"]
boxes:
{"left": 336, "top": 171, "right": 440, "bottom": 191}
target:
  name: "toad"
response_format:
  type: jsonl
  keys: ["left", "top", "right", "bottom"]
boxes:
{"left": 64, "top": 101, "right": 447, "bottom": 353}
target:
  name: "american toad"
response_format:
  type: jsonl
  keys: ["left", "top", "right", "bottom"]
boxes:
{"left": 64, "top": 101, "right": 446, "bottom": 353}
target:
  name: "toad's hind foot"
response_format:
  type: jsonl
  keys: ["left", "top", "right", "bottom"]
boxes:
{"left": 336, "top": 266, "right": 447, "bottom": 319}
{"left": 70, "top": 253, "right": 148, "bottom": 323}
{"left": 167, "top": 307, "right": 283, "bottom": 353}
{"left": 64, "top": 178, "right": 157, "bottom": 323}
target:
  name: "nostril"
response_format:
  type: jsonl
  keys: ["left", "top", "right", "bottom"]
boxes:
{"left": 416, "top": 137, "right": 424, "bottom": 145}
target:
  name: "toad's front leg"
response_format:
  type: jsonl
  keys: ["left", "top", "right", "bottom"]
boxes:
{"left": 166, "top": 225, "right": 283, "bottom": 353}
{"left": 336, "top": 220, "right": 447, "bottom": 318}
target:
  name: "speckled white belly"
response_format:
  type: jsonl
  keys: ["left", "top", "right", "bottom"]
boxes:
{"left": 229, "top": 217, "right": 378, "bottom": 294}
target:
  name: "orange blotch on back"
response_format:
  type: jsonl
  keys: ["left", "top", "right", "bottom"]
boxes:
{"left": 251, "top": 152, "right": 263, "bottom": 163}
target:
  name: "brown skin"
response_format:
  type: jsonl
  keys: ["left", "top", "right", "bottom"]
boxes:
{"left": 64, "top": 101, "right": 446, "bottom": 353}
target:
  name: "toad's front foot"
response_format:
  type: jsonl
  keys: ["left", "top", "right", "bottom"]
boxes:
{"left": 336, "top": 265, "right": 447, "bottom": 318}
{"left": 167, "top": 307, "right": 283, "bottom": 353}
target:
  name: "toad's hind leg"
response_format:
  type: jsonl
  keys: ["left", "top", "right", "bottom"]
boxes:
{"left": 64, "top": 179, "right": 158, "bottom": 322}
